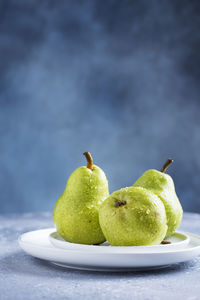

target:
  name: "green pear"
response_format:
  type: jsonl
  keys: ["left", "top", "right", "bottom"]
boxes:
{"left": 133, "top": 159, "right": 183, "bottom": 237}
{"left": 99, "top": 187, "right": 167, "bottom": 246}
{"left": 53, "top": 152, "right": 109, "bottom": 245}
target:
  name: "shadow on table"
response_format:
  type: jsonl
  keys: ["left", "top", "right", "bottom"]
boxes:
{"left": 0, "top": 250, "right": 199, "bottom": 279}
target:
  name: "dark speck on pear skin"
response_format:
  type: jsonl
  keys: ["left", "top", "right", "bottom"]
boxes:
{"left": 115, "top": 200, "right": 127, "bottom": 208}
{"left": 153, "top": 212, "right": 159, "bottom": 219}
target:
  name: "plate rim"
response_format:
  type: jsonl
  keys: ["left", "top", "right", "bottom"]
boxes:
{"left": 18, "top": 228, "right": 200, "bottom": 255}
{"left": 49, "top": 230, "right": 190, "bottom": 253}
{"left": 18, "top": 229, "right": 200, "bottom": 271}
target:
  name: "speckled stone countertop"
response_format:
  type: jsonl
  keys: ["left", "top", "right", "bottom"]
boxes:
{"left": 0, "top": 212, "right": 200, "bottom": 300}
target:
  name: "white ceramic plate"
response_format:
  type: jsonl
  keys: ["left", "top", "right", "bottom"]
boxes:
{"left": 18, "top": 228, "right": 200, "bottom": 271}
{"left": 49, "top": 231, "right": 190, "bottom": 253}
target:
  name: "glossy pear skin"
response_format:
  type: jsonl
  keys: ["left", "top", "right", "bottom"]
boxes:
{"left": 99, "top": 187, "right": 167, "bottom": 246}
{"left": 133, "top": 170, "right": 183, "bottom": 237}
{"left": 53, "top": 165, "right": 109, "bottom": 245}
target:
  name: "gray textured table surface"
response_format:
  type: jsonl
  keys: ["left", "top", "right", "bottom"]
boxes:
{"left": 1, "top": 212, "right": 200, "bottom": 300}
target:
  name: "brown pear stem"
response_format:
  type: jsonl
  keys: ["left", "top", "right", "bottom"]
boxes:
{"left": 160, "top": 158, "right": 173, "bottom": 173}
{"left": 83, "top": 152, "right": 94, "bottom": 170}
{"left": 161, "top": 240, "right": 171, "bottom": 244}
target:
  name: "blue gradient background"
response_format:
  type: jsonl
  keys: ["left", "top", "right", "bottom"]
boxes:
{"left": 0, "top": 0, "right": 200, "bottom": 214}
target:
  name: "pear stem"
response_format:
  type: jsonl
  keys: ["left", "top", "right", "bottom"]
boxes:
{"left": 83, "top": 152, "right": 94, "bottom": 170}
{"left": 160, "top": 158, "right": 173, "bottom": 173}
